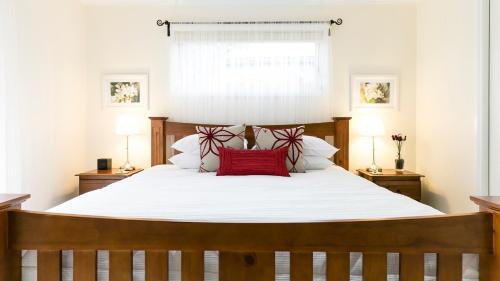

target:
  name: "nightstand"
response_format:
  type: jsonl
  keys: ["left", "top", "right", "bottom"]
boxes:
{"left": 357, "top": 169, "right": 424, "bottom": 201}
{"left": 76, "top": 168, "right": 143, "bottom": 195}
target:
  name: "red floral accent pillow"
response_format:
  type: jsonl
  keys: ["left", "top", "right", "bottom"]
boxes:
{"left": 196, "top": 125, "right": 245, "bottom": 172}
{"left": 217, "top": 147, "right": 290, "bottom": 177}
{"left": 253, "top": 126, "right": 305, "bottom": 173}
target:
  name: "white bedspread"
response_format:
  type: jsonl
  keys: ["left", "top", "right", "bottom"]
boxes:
{"left": 50, "top": 165, "right": 440, "bottom": 221}
{"left": 22, "top": 165, "right": 478, "bottom": 280}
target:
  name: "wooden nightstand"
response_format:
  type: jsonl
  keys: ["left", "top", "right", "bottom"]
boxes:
{"left": 76, "top": 168, "right": 143, "bottom": 195}
{"left": 357, "top": 169, "right": 424, "bottom": 201}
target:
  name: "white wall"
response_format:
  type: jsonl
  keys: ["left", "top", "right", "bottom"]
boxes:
{"left": 416, "top": 0, "right": 484, "bottom": 213}
{"left": 85, "top": 3, "right": 417, "bottom": 173}
{"left": 6, "top": 0, "right": 87, "bottom": 210}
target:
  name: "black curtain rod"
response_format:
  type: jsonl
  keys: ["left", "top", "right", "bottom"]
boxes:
{"left": 157, "top": 18, "right": 343, "bottom": 36}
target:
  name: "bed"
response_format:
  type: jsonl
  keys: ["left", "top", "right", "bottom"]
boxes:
{"left": 0, "top": 117, "right": 498, "bottom": 281}
{"left": 20, "top": 165, "right": 478, "bottom": 280}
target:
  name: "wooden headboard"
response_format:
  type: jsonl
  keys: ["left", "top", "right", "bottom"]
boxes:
{"left": 149, "top": 117, "right": 351, "bottom": 170}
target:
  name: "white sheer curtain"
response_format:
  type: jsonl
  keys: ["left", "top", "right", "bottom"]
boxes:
{"left": 168, "top": 23, "right": 332, "bottom": 125}
{"left": 0, "top": 0, "right": 21, "bottom": 193}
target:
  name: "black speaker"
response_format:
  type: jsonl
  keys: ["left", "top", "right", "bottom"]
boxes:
{"left": 97, "top": 158, "right": 112, "bottom": 170}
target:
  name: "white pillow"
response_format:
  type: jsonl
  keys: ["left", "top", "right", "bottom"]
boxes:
{"left": 303, "top": 135, "right": 339, "bottom": 158}
{"left": 171, "top": 134, "right": 199, "bottom": 153}
{"left": 171, "top": 134, "right": 248, "bottom": 152}
{"left": 169, "top": 152, "right": 200, "bottom": 169}
{"left": 303, "top": 155, "right": 334, "bottom": 170}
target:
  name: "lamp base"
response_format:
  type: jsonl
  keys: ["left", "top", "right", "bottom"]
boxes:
{"left": 120, "top": 161, "right": 135, "bottom": 172}
{"left": 368, "top": 163, "right": 381, "bottom": 174}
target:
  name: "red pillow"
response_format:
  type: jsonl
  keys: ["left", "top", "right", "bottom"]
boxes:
{"left": 217, "top": 147, "right": 290, "bottom": 177}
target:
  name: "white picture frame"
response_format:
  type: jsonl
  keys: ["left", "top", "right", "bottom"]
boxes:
{"left": 102, "top": 74, "right": 149, "bottom": 108}
{"left": 350, "top": 74, "right": 399, "bottom": 109}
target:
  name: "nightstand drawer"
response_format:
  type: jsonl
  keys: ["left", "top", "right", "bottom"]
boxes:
{"left": 378, "top": 183, "right": 421, "bottom": 201}
{"left": 357, "top": 169, "right": 424, "bottom": 201}
{"left": 375, "top": 180, "right": 420, "bottom": 188}
{"left": 79, "top": 179, "right": 118, "bottom": 194}
{"left": 76, "top": 168, "right": 144, "bottom": 195}
{"left": 375, "top": 180, "right": 421, "bottom": 201}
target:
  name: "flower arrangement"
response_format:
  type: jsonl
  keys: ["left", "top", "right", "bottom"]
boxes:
{"left": 391, "top": 134, "right": 407, "bottom": 160}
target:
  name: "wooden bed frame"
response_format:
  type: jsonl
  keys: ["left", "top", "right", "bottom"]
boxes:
{"left": 0, "top": 117, "right": 498, "bottom": 281}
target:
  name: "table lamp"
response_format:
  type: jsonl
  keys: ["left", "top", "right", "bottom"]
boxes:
{"left": 359, "top": 116, "right": 385, "bottom": 174}
{"left": 115, "top": 115, "right": 140, "bottom": 171}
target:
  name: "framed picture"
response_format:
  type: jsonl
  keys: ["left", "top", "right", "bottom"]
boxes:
{"left": 102, "top": 74, "right": 149, "bottom": 108}
{"left": 351, "top": 74, "right": 399, "bottom": 109}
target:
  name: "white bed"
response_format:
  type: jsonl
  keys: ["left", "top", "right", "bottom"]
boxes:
{"left": 21, "top": 165, "right": 479, "bottom": 280}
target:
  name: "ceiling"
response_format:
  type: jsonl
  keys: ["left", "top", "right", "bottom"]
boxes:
{"left": 81, "top": 0, "right": 416, "bottom": 6}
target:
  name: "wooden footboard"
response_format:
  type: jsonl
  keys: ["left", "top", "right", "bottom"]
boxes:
{"left": 0, "top": 195, "right": 499, "bottom": 281}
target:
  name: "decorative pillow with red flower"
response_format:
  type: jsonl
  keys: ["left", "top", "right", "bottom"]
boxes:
{"left": 196, "top": 125, "right": 245, "bottom": 172}
{"left": 252, "top": 126, "right": 305, "bottom": 173}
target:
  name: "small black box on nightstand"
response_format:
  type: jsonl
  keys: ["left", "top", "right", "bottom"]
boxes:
{"left": 97, "top": 158, "right": 112, "bottom": 170}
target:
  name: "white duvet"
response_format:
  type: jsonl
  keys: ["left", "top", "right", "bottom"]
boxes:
{"left": 22, "top": 165, "right": 478, "bottom": 280}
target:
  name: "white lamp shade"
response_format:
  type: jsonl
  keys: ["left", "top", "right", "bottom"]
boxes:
{"left": 358, "top": 116, "right": 385, "bottom": 137}
{"left": 115, "top": 115, "right": 140, "bottom": 136}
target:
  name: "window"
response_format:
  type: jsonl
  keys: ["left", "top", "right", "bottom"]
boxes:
{"left": 168, "top": 24, "right": 332, "bottom": 124}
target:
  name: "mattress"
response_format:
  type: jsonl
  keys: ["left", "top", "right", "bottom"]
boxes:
{"left": 21, "top": 165, "right": 479, "bottom": 280}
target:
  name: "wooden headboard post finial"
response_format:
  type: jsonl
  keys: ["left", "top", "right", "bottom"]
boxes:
{"left": 0, "top": 194, "right": 30, "bottom": 281}
{"left": 333, "top": 117, "right": 351, "bottom": 170}
{"left": 149, "top": 117, "right": 168, "bottom": 166}
{"left": 470, "top": 196, "right": 500, "bottom": 280}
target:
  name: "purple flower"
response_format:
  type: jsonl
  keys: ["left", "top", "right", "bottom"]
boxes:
{"left": 392, "top": 133, "right": 407, "bottom": 159}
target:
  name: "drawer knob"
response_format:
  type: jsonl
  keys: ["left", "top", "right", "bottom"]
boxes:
{"left": 396, "top": 189, "right": 401, "bottom": 193}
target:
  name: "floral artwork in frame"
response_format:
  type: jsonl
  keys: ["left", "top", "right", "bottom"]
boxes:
{"left": 351, "top": 75, "right": 399, "bottom": 109}
{"left": 103, "top": 74, "right": 149, "bottom": 108}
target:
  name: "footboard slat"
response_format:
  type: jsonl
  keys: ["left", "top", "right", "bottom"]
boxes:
{"left": 0, "top": 249, "right": 21, "bottom": 281}
{"left": 363, "top": 253, "right": 387, "bottom": 281}
{"left": 479, "top": 253, "right": 491, "bottom": 281}
{"left": 145, "top": 250, "right": 168, "bottom": 281}
{"left": 181, "top": 251, "right": 204, "bottom": 281}
{"left": 400, "top": 253, "right": 424, "bottom": 281}
{"left": 290, "top": 252, "right": 313, "bottom": 281}
{"left": 326, "top": 252, "right": 349, "bottom": 281}
{"left": 437, "top": 253, "right": 462, "bottom": 280}
{"left": 74, "top": 250, "right": 96, "bottom": 281}
{"left": 109, "top": 250, "right": 132, "bottom": 281}
{"left": 37, "top": 250, "right": 61, "bottom": 281}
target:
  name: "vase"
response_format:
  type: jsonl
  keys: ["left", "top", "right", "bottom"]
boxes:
{"left": 395, "top": 159, "right": 405, "bottom": 171}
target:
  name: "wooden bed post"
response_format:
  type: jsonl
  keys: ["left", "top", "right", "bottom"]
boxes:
{"left": 0, "top": 210, "right": 10, "bottom": 281}
{"left": 150, "top": 117, "right": 168, "bottom": 166}
{"left": 0, "top": 194, "right": 30, "bottom": 281}
{"left": 470, "top": 196, "right": 500, "bottom": 280}
{"left": 333, "top": 117, "right": 351, "bottom": 170}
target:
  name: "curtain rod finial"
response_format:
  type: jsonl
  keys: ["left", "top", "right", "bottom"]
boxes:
{"left": 157, "top": 20, "right": 171, "bottom": 36}
{"left": 331, "top": 18, "right": 343, "bottom": 25}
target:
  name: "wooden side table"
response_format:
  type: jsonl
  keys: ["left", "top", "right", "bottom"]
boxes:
{"left": 76, "top": 169, "right": 143, "bottom": 195}
{"left": 357, "top": 169, "right": 424, "bottom": 201}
